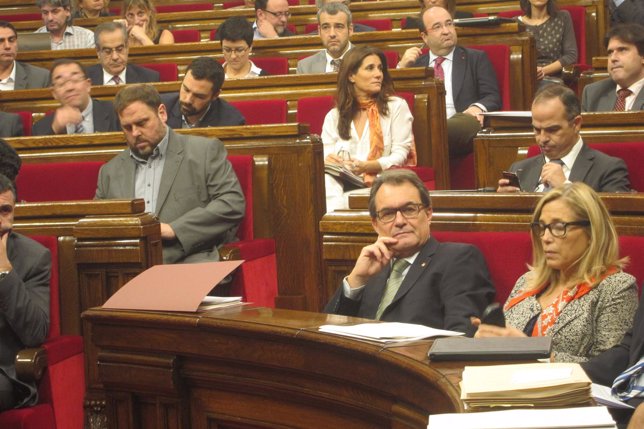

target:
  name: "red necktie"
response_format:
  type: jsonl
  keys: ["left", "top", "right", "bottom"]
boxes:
{"left": 614, "top": 88, "right": 632, "bottom": 112}
{"left": 433, "top": 56, "right": 445, "bottom": 80}
{"left": 112, "top": 75, "right": 122, "bottom": 85}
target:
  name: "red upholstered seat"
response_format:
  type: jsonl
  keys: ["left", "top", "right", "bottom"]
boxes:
{"left": 210, "top": 28, "right": 218, "bottom": 40}
{"left": 221, "top": 1, "right": 244, "bottom": 8}
{"left": 156, "top": 2, "right": 212, "bottom": 13}
{"left": 526, "top": 141, "right": 644, "bottom": 192}
{"left": 0, "top": 236, "right": 85, "bottom": 429}
{"left": 252, "top": 57, "right": 289, "bottom": 75}
{"left": 619, "top": 236, "right": 644, "bottom": 294}
{"left": 383, "top": 50, "right": 399, "bottom": 68}
{"left": 0, "top": 13, "right": 41, "bottom": 21}
{"left": 226, "top": 155, "right": 278, "bottom": 307}
{"left": 16, "top": 111, "right": 33, "bottom": 136}
{"left": 139, "top": 63, "right": 179, "bottom": 82}
{"left": 229, "top": 99, "right": 287, "bottom": 125}
{"left": 432, "top": 231, "right": 533, "bottom": 304}
{"left": 170, "top": 29, "right": 201, "bottom": 43}
{"left": 16, "top": 162, "right": 105, "bottom": 202}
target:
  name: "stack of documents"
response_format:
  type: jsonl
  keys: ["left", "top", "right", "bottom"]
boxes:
{"left": 198, "top": 296, "right": 243, "bottom": 311}
{"left": 428, "top": 406, "right": 616, "bottom": 428}
{"left": 460, "top": 363, "right": 592, "bottom": 410}
{"left": 318, "top": 322, "right": 463, "bottom": 343}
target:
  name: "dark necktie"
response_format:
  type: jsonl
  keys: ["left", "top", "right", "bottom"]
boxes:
{"left": 433, "top": 56, "right": 446, "bottom": 80}
{"left": 614, "top": 88, "right": 632, "bottom": 112}
{"left": 330, "top": 58, "right": 342, "bottom": 72}
{"left": 540, "top": 159, "right": 566, "bottom": 192}
{"left": 376, "top": 259, "right": 410, "bottom": 319}
{"left": 112, "top": 75, "right": 122, "bottom": 85}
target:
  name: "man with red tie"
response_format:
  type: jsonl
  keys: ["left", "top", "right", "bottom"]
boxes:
{"left": 397, "top": 6, "right": 500, "bottom": 157}
{"left": 582, "top": 23, "right": 644, "bottom": 112}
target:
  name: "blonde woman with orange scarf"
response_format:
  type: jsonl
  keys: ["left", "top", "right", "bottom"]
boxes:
{"left": 322, "top": 46, "right": 416, "bottom": 212}
{"left": 475, "top": 183, "right": 637, "bottom": 362}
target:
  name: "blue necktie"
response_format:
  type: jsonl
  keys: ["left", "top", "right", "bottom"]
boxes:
{"left": 612, "top": 357, "right": 644, "bottom": 401}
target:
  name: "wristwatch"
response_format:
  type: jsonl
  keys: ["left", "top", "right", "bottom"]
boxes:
{"left": 0, "top": 270, "right": 10, "bottom": 281}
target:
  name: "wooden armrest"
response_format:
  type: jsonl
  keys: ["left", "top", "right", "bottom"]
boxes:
{"left": 562, "top": 64, "right": 591, "bottom": 85}
{"left": 15, "top": 347, "right": 48, "bottom": 383}
{"left": 219, "top": 245, "right": 241, "bottom": 261}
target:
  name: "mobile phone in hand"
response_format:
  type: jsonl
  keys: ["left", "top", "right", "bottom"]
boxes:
{"left": 501, "top": 171, "right": 521, "bottom": 188}
{"left": 481, "top": 302, "right": 506, "bottom": 327}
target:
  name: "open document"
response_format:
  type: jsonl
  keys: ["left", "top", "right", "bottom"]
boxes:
{"left": 428, "top": 406, "right": 616, "bottom": 429}
{"left": 318, "top": 322, "right": 464, "bottom": 343}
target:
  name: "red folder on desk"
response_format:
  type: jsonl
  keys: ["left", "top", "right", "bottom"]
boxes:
{"left": 102, "top": 261, "right": 243, "bottom": 312}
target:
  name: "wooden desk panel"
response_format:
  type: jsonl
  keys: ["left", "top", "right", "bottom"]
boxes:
{"left": 82, "top": 305, "right": 462, "bottom": 429}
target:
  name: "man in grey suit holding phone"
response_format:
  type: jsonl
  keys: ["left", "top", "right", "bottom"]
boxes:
{"left": 95, "top": 84, "right": 245, "bottom": 264}
{"left": 497, "top": 84, "right": 631, "bottom": 193}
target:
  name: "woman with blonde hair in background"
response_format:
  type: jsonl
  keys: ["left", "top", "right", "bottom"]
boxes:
{"left": 117, "top": 0, "right": 173, "bottom": 46}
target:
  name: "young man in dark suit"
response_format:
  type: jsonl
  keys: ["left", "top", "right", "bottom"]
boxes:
{"left": 162, "top": 57, "right": 245, "bottom": 129}
{"left": 0, "top": 21, "right": 50, "bottom": 90}
{"left": 325, "top": 169, "right": 494, "bottom": 333}
{"left": 86, "top": 22, "right": 159, "bottom": 86}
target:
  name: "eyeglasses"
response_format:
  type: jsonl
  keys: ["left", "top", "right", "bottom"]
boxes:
{"left": 530, "top": 221, "right": 590, "bottom": 238}
{"left": 222, "top": 46, "right": 249, "bottom": 55}
{"left": 0, "top": 204, "right": 13, "bottom": 216}
{"left": 52, "top": 75, "right": 87, "bottom": 89}
{"left": 376, "top": 203, "right": 426, "bottom": 223}
{"left": 99, "top": 45, "right": 126, "bottom": 56}
{"left": 263, "top": 9, "right": 291, "bottom": 18}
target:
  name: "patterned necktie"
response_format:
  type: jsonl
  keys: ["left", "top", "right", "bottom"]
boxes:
{"left": 540, "top": 159, "right": 565, "bottom": 192}
{"left": 612, "top": 356, "right": 644, "bottom": 401}
{"left": 375, "top": 259, "right": 410, "bottom": 319}
{"left": 433, "top": 56, "right": 446, "bottom": 80}
{"left": 112, "top": 75, "right": 122, "bottom": 85}
{"left": 330, "top": 58, "right": 342, "bottom": 72}
{"left": 74, "top": 120, "right": 85, "bottom": 134}
{"left": 614, "top": 88, "right": 632, "bottom": 112}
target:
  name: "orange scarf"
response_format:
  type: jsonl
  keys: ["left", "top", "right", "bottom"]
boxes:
{"left": 358, "top": 98, "right": 417, "bottom": 185}
{"left": 504, "top": 266, "right": 618, "bottom": 337}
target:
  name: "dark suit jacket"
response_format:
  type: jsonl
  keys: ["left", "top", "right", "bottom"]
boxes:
{"left": 0, "top": 112, "right": 23, "bottom": 137}
{"left": 610, "top": 0, "right": 644, "bottom": 25}
{"left": 581, "top": 78, "right": 644, "bottom": 112}
{"left": 13, "top": 61, "right": 50, "bottom": 90}
{"left": 95, "top": 128, "right": 245, "bottom": 264}
{"left": 324, "top": 237, "right": 495, "bottom": 333}
{"left": 508, "top": 143, "right": 631, "bottom": 192}
{"left": 85, "top": 63, "right": 160, "bottom": 86}
{"left": 582, "top": 292, "right": 644, "bottom": 407}
{"left": 32, "top": 98, "right": 120, "bottom": 136}
{"left": 0, "top": 232, "right": 50, "bottom": 407}
{"left": 412, "top": 45, "right": 501, "bottom": 112}
{"left": 162, "top": 93, "right": 246, "bottom": 129}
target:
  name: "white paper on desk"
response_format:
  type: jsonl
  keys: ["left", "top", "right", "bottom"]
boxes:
{"left": 480, "top": 111, "right": 532, "bottom": 117}
{"left": 319, "top": 322, "right": 464, "bottom": 343}
{"left": 592, "top": 383, "right": 634, "bottom": 409}
{"left": 428, "top": 406, "right": 617, "bottom": 429}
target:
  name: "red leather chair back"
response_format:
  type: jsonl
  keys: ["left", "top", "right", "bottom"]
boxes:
{"left": 227, "top": 155, "right": 254, "bottom": 241}
{"left": 252, "top": 56, "right": 289, "bottom": 75}
{"left": 383, "top": 50, "right": 399, "bottom": 68}
{"left": 0, "top": 13, "right": 41, "bottom": 21}
{"left": 527, "top": 141, "right": 643, "bottom": 191}
{"left": 16, "top": 111, "right": 33, "bottom": 136}
{"left": 432, "top": 231, "right": 533, "bottom": 303}
{"left": 619, "top": 236, "right": 644, "bottom": 294}
{"left": 156, "top": 2, "right": 212, "bottom": 13}
{"left": 560, "top": 5, "right": 587, "bottom": 65}
{"left": 170, "top": 29, "right": 201, "bottom": 43}
{"left": 355, "top": 18, "right": 393, "bottom": 31}
{"left": 296, "top": 95, "right": 335, "bottom": 135}
{"left": 16, "top": 162, "right": 105, "bottom": 202}
{"left": 139, "top": 63, "right": 179, "bottom": 82}
{"left": 229, "top": 99, "right": 287, "bottom": 125}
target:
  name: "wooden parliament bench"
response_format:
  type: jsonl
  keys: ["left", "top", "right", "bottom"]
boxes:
{"left": 473, "top": 112, "right": 644, "bottom": 188}
{"left": 12, "top": 22, "right": 537, "bottom": 110}
{"left": 82, "top": 305, "right": 463, "bottom": 429}
{"left": 8, "top": 124, "right": 328, "bottom": 318}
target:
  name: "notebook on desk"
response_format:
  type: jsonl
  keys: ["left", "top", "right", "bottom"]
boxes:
{"left": 428, "top": 336, "right": 552, "bottom": 361}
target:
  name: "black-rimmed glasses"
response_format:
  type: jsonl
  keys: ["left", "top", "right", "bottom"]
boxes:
{"left": 376, "top": 203, "right": 426, "bottom": 223}
{"left": 263, "top": 9, "right": 291, "bottom": 18}
{"left": 530, "top": 221, "right": 590, "bottom": 238}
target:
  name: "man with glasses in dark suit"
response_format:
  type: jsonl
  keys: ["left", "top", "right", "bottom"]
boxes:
{"left": 253, "top": 0, "right": 295, "bottom": 39}
{"left": 325, "top": 169, "right": 494, "bottom": 334}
